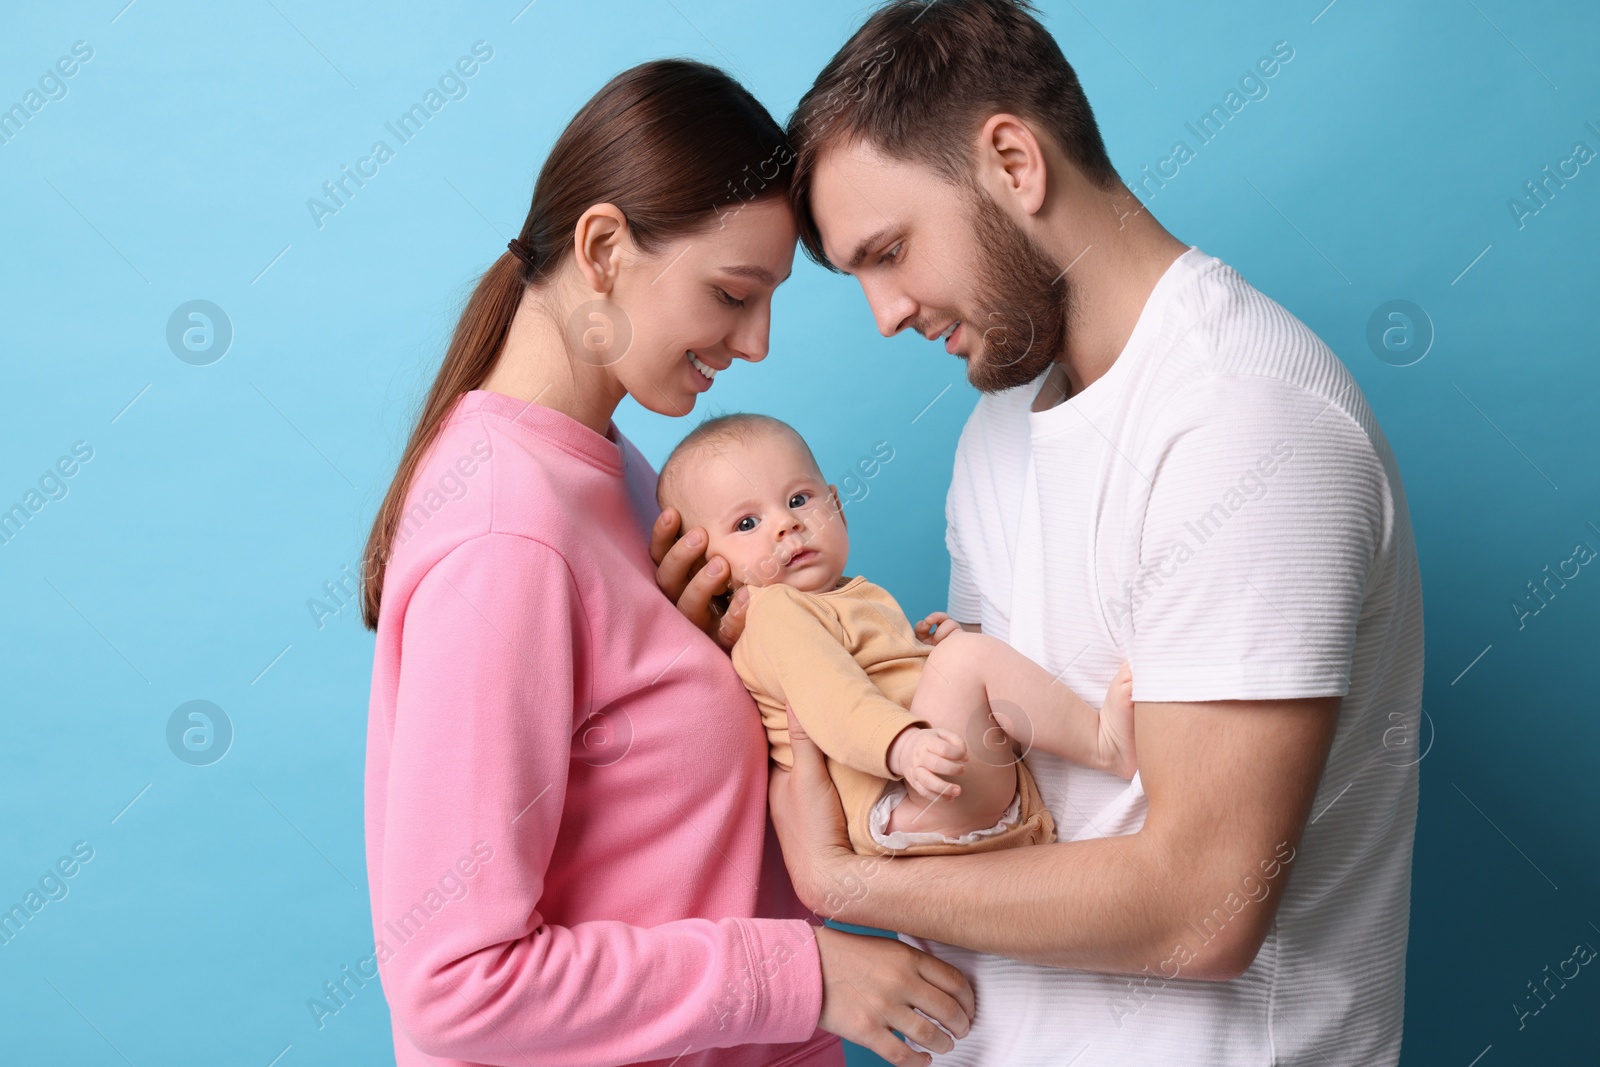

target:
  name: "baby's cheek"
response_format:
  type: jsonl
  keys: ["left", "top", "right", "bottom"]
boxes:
{"left": 728, "top": 545, "right": 780, "bottom": 587}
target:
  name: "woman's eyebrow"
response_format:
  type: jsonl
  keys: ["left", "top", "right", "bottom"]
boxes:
{"left": 719, "top": 264, "right": 788, "bottom": 286}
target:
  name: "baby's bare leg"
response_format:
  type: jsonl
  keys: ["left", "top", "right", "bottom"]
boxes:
{"left": 934, "top": 627, "right": 1132, "bottom": 777}
{"left": 922, "top": 629, "right": 1128, "bottom": 774}
{"left": 886, "top": 635, "right": 1023, "bottom": 838}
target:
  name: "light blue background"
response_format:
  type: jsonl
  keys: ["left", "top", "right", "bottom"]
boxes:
{"left": 2, "top": 1, "right": 1597, "bottom": 1064}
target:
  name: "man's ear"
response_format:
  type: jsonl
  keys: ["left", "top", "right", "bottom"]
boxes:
{"left": 975, "top": 113, "right": 1049, "bottom": 218}
{"left": 827, "top": 484, "right": 847, "bottom": 530}
{"left": 571, "top": 203, "right": 630, "bottom": 295}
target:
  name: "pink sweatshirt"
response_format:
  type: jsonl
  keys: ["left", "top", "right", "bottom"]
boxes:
{"left": 365, "top": 390, "right": 842, "bottom": 1067}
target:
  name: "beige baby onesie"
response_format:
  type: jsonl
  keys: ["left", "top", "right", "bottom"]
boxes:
{"left": 731, "top": 575, "right": 1055, "bottom": 857}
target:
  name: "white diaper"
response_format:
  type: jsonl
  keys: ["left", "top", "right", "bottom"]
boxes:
{"left": 867, "top": 781, "right": 1022, "bottom": 850}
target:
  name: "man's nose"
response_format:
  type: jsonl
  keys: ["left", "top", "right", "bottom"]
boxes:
{"left": 862, "top": 278, "right": 916, "bottom": 338}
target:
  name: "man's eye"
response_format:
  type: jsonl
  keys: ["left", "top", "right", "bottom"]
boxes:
{"left": 735, "top": 516, "right": 758, "bottom": 532}
{"left": 882, "top": 243, "right": 902, "bottom": 263}
{"left": 788, "top": 492, "right": 811, "bottom": 508}
{"left": 715, "top": 288, "right": 746, "bottom": 308}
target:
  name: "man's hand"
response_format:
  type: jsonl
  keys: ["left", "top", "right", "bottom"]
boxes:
{"left": 886, "top": 726, "right": 969, "bottom": 802}
{"left": 650, "top": 506, "right": 749, "bottom": 650}
{"left": 913, "top": 611, "right": 961, "bottom": 645}
{"left": 768, "top": 703, "right": 859, "bottom": 918}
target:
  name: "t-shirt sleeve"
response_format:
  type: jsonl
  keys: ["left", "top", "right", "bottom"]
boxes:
{"left": 379, "top": 533, "right": 823, "bottom": 1065}
{"left": 946, "top": 439, "right": 984, "bottom": 624}
{"left": 739, "top": 587, "right": 929, "bottom": 780}
{"left": 1124, "top": 375, "right": 1388, "bottom": 703}
{"left": 947, "top": 522, "right": 982, "bottom": 625}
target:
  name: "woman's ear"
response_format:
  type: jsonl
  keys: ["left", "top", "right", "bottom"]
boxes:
{"left": 571, "top": 203, "right": 630, "bottom": 295}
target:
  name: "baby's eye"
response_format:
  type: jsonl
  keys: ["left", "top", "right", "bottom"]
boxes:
{"left": 735, "top": 516, "right": 758, "bottom": 532}
{"left": 788, "top": 492, "right": 811, "bottom": 509}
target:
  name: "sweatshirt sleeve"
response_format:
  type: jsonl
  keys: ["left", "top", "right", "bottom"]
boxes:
{"left": 378, "top": 533, "right": 824, "bottom": 1066}
{"left": 739, "top": 586, "right": 928, "bottom": 780}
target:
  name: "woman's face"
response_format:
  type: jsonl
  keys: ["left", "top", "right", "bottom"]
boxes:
{"left": 602, "top": 196, "right": 798, "bottom": 417}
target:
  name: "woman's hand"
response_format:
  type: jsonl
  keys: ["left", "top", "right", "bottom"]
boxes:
{"left": 813, "top": 925, "right": 975, "bottom": 1066}
{"left": 650, "top": 506, "right": 749, "bottom": 650}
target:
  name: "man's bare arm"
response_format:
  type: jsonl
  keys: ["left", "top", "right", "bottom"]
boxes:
{"left": 769, "top": 695, "right": 1339, "bottom": 980}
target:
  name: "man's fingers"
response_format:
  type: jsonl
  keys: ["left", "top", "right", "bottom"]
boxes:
{"left": 786, "top": 701, "right": 819, "bottom": 754}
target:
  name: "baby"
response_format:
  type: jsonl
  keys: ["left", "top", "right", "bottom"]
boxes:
{"left": 656, "top": 413, "right": 1136, "bottom": 857}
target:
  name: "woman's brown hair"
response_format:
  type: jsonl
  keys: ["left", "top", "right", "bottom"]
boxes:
{"left": 360, "top": 58, "right": 795, "bottom": 629}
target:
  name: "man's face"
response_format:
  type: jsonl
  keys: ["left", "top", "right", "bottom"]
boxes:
{"left": 809, "top": 139, "right": 1069, "bottom": 393}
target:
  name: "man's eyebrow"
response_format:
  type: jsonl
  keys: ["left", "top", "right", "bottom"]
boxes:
{"left": 846, "top": 225, "right": 895, "bottom": 271}
{"left": 719, "top": 265, "right": 789, "bottom": 287}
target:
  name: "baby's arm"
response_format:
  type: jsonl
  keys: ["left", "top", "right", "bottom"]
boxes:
{"left": 737, "top": 588, "right": 935, "bottom": 782}
{"left": 915, "top": 629, "right": 1137, "bottom": 779}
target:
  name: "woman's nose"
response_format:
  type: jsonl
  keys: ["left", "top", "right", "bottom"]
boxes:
{"left": 728, "top": 305, "right": 772, "bottom": 362}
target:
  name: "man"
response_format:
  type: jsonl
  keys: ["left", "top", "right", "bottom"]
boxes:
{"left": 658, "top": 2, "right": 1422, "bottom": 1064}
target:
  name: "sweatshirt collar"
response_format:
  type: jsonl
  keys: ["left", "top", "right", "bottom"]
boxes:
{"left": 448, "top": 390, "right": 625, "bottom": 474}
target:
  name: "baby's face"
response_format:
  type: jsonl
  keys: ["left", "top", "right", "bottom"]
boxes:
{"left": 676, "top": 429, "right": 850, "bottom": 594}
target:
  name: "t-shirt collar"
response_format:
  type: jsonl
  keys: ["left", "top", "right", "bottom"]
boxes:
{"left": 1029, "top": 245, "right": 1207, "bottom": 427}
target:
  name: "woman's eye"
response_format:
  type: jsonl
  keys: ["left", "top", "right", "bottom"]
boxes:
{"left": 715, "top": 288, "right": 746, "bottom": 308}
{"left": 788, "top": 492, "right": 811, "bottom": 508}
{"left": 735, "top": 516, "right": 758, "bottom": 532}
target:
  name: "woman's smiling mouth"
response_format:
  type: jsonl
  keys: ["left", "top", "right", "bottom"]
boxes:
{"left": 688, "top": 350, "right": 718, "bottom": 380}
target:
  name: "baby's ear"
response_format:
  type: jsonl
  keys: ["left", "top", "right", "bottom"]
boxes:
{"left": 827, "top": 484, "right": 847, "bottom": 528}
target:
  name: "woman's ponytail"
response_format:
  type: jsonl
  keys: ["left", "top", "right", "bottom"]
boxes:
{"left": 358, "top": 248, "right": 526, "bottom": 629}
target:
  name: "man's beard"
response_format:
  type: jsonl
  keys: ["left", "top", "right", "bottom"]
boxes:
{"left": 957, "top": 182, "right": 1072, "bottom": 394}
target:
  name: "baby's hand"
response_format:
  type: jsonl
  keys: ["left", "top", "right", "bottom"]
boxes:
{"left": 1099, "top": 661, "right": 1137, "bottom": 779}
{"left": 914, "top": 611, "right": 961, "bottom": 645}
{"left": 887, "top": 726, "right": 969, "bottom": 802}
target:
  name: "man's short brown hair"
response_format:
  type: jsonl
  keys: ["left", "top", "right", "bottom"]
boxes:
{"left": 786, "top": 0, "right": 1119, "bottom": 270}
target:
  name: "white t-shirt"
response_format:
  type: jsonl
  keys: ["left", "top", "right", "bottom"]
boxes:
{"left": 924, "top": 246, "right": 1424, "bottom": 1066}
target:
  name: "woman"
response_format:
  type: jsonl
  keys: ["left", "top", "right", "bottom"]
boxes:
{"left": 359, "top": 59, "right": 973, "bottom": 1067}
